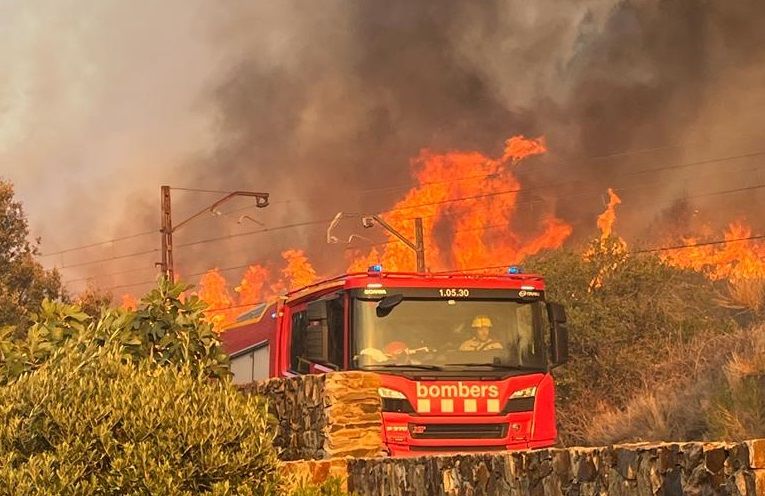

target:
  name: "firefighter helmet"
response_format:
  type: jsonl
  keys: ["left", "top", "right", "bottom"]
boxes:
{"left": 471, "top": 315, "right": 493, "bottom": 328}
{"left": 384, "top": 340, "right": 408, "bottom": 356}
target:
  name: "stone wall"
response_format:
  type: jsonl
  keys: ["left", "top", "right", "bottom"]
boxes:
{"left": 244, "top": 372, "right": 765, "bottom": 494}
{"left": 287, "top": 439, "right": 765, "bottom": 495}
{"left": 241, "top": 371, "right": 383, "bottom": 461}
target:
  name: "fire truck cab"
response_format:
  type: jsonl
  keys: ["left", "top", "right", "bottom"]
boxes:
{"left": 221, "top": 266, "right": 569, "bottom": 456}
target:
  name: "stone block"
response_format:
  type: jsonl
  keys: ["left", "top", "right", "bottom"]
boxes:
{"left": 704, "top": 444, "right": 727, "bottom": 475}
{"left": 615, "top": 447, "right": 640, "bottom": 480}
{"left": 325, "top": 371, "right": 381, "bottom": 395}
{"left": 551, "top": 450, "right": 572, "bottom": 479}
{"left": 748, "top": 440, "right": 765, "bottom": 469}
{"left": 727, "top": 443, "right": 751, "bottom": 476}
{"left": 753, "top": 469, "right": 765, "bottom": 496}
{"left": 571, "top": 449, "right": 598, "bottom": 482}
{"left": 241, "top": 371, "right": 383, "bottom": 461}
{"left": 657, "top": 444, "right": 679, "bottom": 473}
{"left": 679, "top": 442, "right": 704, "bottom": 472}
{"left": 325, "top": 429, "right": 382, "bottom": 457}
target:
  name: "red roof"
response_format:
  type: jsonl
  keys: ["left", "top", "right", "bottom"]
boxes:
{"left": 220, "top": 302, "right": 277, "bottom": 356}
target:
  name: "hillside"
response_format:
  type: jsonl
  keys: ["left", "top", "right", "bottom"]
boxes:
{"left": 525, "top": 237, "right": 765, "bottom": 446}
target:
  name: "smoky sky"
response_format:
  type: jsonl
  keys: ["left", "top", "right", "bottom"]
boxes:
{"left": 2, "top": 0, "right": 764, "bottom": 295}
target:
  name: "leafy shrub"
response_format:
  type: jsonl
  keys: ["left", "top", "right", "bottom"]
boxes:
{"left": 0, "top": 280, "right": 349, "bottom": 495}
{"left": 0, "top": 339, "right": 281, "bottom": 495}
{"left": 0, "top": 277, "right": 230, "bottom": 385}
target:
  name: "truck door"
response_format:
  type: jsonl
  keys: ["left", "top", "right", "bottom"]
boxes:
{"left": 287, "top": 295, "right": 345, "bottom": 375}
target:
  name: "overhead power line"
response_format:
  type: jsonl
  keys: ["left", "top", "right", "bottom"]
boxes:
{"left": 56, "top": 147, "right": 765, "bottom": 285}
{"left": 198, "top": 228, "right": 765, "bottom": 314}
{"left": 64, "top": 172, "right": 765, "bottom": 284}
{"left": 377, "top": 150, "right": 765, "bottom": 214}
{"left": 171, "top": 141, "right": 689, "bottom": 210}
{"left": 100, "top": 279, "right": 160, "bottom": 292}
{"left": 93, "top": 226, "right": 765, "bottom": 301}
{"left": 40, "top": 147, "right": 765, "bottom": 260}
{"left": 174, "top": 219, "right": 335, "bottom": 250}
{"left": 57, "top": 249, "right": 159, "bottom": 270}
{"left": 630, "top": 234, "right": 765, "bottom": 254}
{"left": 170, "top": 187, "right": 239, "bottom": 194}
{"left": 40, "top": 230, "right": 156, "bottom": 257}
{"left": 217, "top": 146, "right": 765, "bottom": 215}
{"left": 64, "top": 265, "right": 158, "bottom": 285}
{"left": 162, "top": 150, "right": 765, "bottom": 252}
{"left": 447, "top": 233, "right": 765, "bottom": 274}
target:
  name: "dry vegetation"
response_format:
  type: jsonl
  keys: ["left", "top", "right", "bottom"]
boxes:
{"left": 584, "top": 323, "right": 765, "bottom": 445}
{"left": 527, "top": 239, "right": 765, "bottom": 447}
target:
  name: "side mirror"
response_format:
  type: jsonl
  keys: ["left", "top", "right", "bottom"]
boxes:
{"left": 548, "top": 301, "right": 567, "bottom": 324}
{"left": 547, "top": 302, "right": 569, "bottom": 367}
{"left": 376, "top": 293, "right": 404, "bottom": 317}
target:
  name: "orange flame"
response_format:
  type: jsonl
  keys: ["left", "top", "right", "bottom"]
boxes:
{"left": 587, "top": 188, "right": 765, "bottom": 292}
{"left": 192, "top": 250, "right": 319, "bottom": 331}
{"left": 586, "top": 187, "right": 627, "bottom": 289}
{"left": 120, "top": 294, "right": 138, "bottom": 311}
{"left": 195, "top": 135, "right": 572, "bottom": 331}
{"left": 346, "top": 247, "right": 382, "bottom": 273}
{"left": 350, "top": 135, "right": 571, "bottom": 272}
{"left": 597, "top": 188, "right": 622, "bottom": 241}
{"left": 661, "top": 222, "right": 765, "bottom": 281}
{"left": 235, "top": 264, "right": 270, "bottom": 306}
{"left": 198, "top": 269, "right": 237, "bottom": 330}
{"left": 281, "top": 249, "right": 319, "bottom": 290}
{"left": 502, "top": 135, "right": 547, "bottom": 163}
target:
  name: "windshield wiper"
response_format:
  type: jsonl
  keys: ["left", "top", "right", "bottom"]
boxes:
{"left": 444, "top": 363, "right": 544, "bottom": 372}
{"left": 360, "top": 364, "right": 443, "bottom": 371}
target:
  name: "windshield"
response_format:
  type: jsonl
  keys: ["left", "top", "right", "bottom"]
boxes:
{"left": 352, "top": 295, "right": 547, "bottom": 372}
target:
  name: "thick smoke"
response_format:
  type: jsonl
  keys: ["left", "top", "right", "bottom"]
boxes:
{"left": 2, "top": 0, "right": 764, "bottom": 294}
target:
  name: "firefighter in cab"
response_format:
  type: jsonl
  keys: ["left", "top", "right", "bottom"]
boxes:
{"left": 459, "top": 314, "right": 504, "bottom": 351}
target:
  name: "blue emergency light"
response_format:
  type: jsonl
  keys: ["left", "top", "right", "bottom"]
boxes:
{"left": 507, "top": 265, "right": 522, "bottom": 274}
{"left": 368, "top": 264, "right": 383, "bottom": 273}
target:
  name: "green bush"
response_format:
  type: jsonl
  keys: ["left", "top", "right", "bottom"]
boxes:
{"left": 0, "top": 339, "right": 281, "bottom": 495}
{"left": 0, "top": 280, "right": 349, "bottom": 495}
{"left": 0, "top": 277, "right": 230, "bottom": 385}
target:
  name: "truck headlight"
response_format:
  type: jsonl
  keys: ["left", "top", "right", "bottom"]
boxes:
{"left": 378, "top": 387, "right": 407, "bottom": 399}
{"left": 502, "top": 386, "right": 537, "bottom": 414}
{"left": 509, "top": 386, "right": 537, "bottom": 399}
{"left": 378, "top": 388, "right": 414, "bottom": 414}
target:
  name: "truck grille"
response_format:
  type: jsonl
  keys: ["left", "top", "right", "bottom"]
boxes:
{"left": 409, "top": 445, "right": 507, "bottom": 452}
{"left": 409, "top": 423, "right": 508, "bottom": 440}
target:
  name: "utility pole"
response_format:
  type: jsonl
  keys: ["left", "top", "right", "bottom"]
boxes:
{"left": 362, "top": 215, "right": 426, "bottom": 272}
{"left": 158, "top": 186, "right": 270, "bottom": 281}
{"left": 414, "top": 217, "right": 425, "bottom": 273}
{"left": 160, "top": 186, "right": 174, "bottom": 281}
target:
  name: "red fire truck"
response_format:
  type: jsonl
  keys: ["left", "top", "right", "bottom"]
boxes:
{"left": 220, "top": 265, "right": 569, "bottom": 456}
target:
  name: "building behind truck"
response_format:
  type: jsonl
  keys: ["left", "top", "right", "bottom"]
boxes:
{"left": 220, "top": 265, "right": 569, "bottom": 456}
